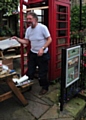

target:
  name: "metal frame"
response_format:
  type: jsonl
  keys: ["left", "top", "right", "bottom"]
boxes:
{"left": 66, "top": 46, "right": 81, "bottom": 87}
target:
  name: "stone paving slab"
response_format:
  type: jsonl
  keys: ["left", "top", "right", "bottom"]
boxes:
{"left": 64, "top": 97, "right": 86, "bottom": 118}
{"left": 48, "top": 82, "right": 60, "bottom": 92}
{"left": 58, "top": 109, "right": 72, "bottom": 118}
{"left": 25, "top": 100, "right": 50, "bottom": 119}
{"left": 39, "top": 118, "right": 74, "bottom": 120}
{"left": 45, "top": 89, "right": 60, "bottom": 103}
{"left": 30, "top": 82, "right": 60, "bottom": 98}
{"left": 39, "top": 104, "right": 74, "bottom": 120}
{"left": 11, "top": 108, "right": 35, "bottom": 120}
{"left": 56, "top": 117, "right": 74, "bottom": 120}
{"left": 39, "top": 104, "right": 59, "bottom": 120}
{"left": 24, "top": 91, "right": 48, "bottom": 105}
{"left": 29, "top": 82, "right": 42, "bottom": 97}
{"left": 41, "top": 97, "right": 54, "bottom": 106}
{"left": 0, "top": 97, "right": 25, "bottom": 120}
{"left": 24, "top": 82, "right": 55, "bottom": 106}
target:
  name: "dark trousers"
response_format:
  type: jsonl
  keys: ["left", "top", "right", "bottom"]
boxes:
{"left": 27, "top": 51, "right": 50, "bottom": 90}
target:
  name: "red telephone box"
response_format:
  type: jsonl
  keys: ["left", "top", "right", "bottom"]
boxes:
{"left": 20, "top": 0, "right": 70, "bottom": 81}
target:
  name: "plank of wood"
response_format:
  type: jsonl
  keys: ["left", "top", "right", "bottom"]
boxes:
{"left": 0, "top": 91, "right": 13, "bottom": 102}
{"left": 0, "top": 51, "right": 3, "bottom": 58}
{"left": 6, "top": 77, "right": 28, "bottom": 106}
{"left": 21, "top": 81, "right": 35, "bottom": 89}
{"left": 5, "top": 55, "right": 21, "bottom": 59}
{"left": 0, "top": 37, "right": 9, "bottom": 40}
{"left": 0, "top": 86, "right": 31, "bottom": 102}
{"left": 23, "top": 6, "right": 49, "bottom": 11}
{"left": 0, "top": 72, "right": 16, "bottom": 79}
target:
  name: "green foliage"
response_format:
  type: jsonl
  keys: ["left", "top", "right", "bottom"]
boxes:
{"left": 0, "top": 0, "right": 18, "bottom": 16}
{"left": 0, "top": 25, "right": 15, "bottom": 36}
{"left": 71, "top": 5, "right": 86, "bottom": 31}
{"left": 0, "top": 0, "right": 19, "bottom": 37}
{"left": 71, "top": 6, "right": 79, "bottom": 31}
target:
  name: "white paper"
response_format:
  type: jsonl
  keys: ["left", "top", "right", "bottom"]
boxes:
{"left": 17, "top": 75, "right": 29, "bottom": 83}
{"left": 12, "top": 75, "right": 29, "bottom": 83}
{"left": 0, "top": 38, "right": 20, "bottom": 50}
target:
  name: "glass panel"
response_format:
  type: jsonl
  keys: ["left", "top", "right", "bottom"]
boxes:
{"left": 57, "top": 5, "right": 67, "bottom": 13}
{"left": 56, "top": 62, "right": 61, "bottom": 69}
{"left": 56, "top": 22, "right": 67, "bottom": 28}
{"left": 34, "top": 10, "right": 41, "bottom": 15}
{"left": 57, "top": 46, "right": 66, "bottom": 53}
{"left": 57, "top": 38, "right": 66, "bottom": 45}
{"left": 38, "top": 16, "right": 42, "bottom": 22}
{"left": 58, "top": 14, "right": 67, "bottom": 20}
{"left": 56, "top": 54, "right": 61, "bottom": 61}
{"left": 58, "top": 30, "right": 67, "bottom": 37}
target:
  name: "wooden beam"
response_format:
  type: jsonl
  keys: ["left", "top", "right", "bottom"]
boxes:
{"left": 0, "top": 91, "right": 13, "bottom": 102}
{"left": 6, "top": 77, "right": 28, "bottom": 106}
{"left": 0, "top": 84, "right": 33, "bottom": 102}
{"left": 23, "top": 6, "right": 49, "bottom": 12}
{"left": 0, "top": 51, "right": 3, "bottom": 58}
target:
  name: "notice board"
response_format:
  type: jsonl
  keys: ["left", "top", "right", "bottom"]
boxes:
{"left": 66, "top": 46, "right": 81, "bottom": 87}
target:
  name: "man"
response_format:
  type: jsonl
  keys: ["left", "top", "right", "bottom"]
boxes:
{"left": 12, "top": 12, "right": 52, "bottom": 95}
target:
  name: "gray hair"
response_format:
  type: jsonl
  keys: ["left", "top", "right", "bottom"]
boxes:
{"left": 27, "top": 12, "right": 38, "bottom": 21}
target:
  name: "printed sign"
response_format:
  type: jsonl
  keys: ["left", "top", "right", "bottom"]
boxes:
{"left": 66, "top": 46, "right": 80, "bottom": 87}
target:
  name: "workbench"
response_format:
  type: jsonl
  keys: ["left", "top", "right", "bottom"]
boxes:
{"left": 0, "top": 72, "right": 34, "bottom": 106}
{"left": 0, "top": 38, "right": 20, "bottom": 59}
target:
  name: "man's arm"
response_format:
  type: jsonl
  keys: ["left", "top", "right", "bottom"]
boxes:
{"left": 11, "top": 36, "right": 29, "bottom": 45}
{"left": 42, "top": 36, "right": 52, "bottom": 50}
{"left": 38, "top": 36, "right": 52, "bottom": 56}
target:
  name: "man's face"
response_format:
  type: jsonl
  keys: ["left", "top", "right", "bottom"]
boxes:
{"left": 27, "top": 15, "right": 36, "bottom": 28}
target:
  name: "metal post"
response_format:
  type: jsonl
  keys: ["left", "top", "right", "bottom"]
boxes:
{"left": 60, "top": 49, "right": 66, "bottom": 111}
{"left": 79, "top": 0, "right": 82, "bottom": 30}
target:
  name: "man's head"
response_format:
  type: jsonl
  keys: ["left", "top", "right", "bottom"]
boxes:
{"left": 27, "top": 12, "right": 38, "bottom": 28}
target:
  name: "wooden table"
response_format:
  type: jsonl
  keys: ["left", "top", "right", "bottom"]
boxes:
{"left": 0, "top": 72, "right": 29, "bottom": 106}
{"left": 0, "top": 38, "right": 20, "bottom": 59}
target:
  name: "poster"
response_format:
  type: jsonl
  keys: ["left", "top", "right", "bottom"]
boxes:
{"left": 66, "top": 46, "right": 80, "bottom": 87}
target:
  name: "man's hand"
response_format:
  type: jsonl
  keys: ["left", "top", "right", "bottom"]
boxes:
{"left": 11, "top": 36, "right": 18, "bottom": 41}
{"left": 38, "top": 48, "right": 44, "bottom": 56}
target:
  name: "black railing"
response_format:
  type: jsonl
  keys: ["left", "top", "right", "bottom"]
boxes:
{"left": 70, "top": 36, "right": 86, "bottom": 89}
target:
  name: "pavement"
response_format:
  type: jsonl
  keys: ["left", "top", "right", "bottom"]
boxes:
{"left": 0, "top": 58, "right": 86, "bottom": 120}
{"left": 0, "top": 80, "right": 86, "bottom": 120}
